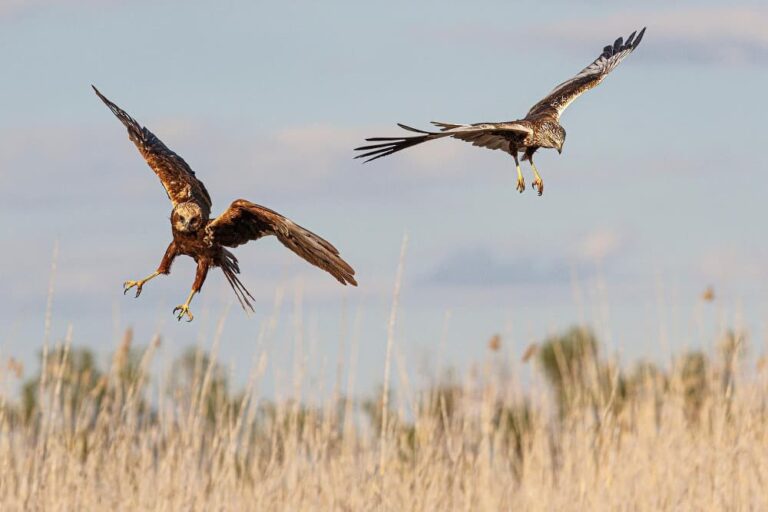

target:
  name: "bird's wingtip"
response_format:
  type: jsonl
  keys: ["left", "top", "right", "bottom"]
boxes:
{"left": 635, "top": 27, "right": 647, "bottom": 46}
{"left": 91, "top": 85, "right": 110, "bottom": 104}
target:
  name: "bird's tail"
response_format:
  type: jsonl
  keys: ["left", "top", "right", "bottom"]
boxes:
{"left": 275, "top": 222, "right": 358, "bottom": 286}
{"left": 220, "top": 249, "right": 256, "bottom": 312}
{"left": 354, "top": 123, "right": 454, "bottom": 163}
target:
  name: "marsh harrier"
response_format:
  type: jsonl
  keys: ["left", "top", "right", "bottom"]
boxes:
{"left": 94, "top": 86, "right": 356, "bottom": 321}
{"left": 355, "top": 28, "right": 646, "bottom": 195}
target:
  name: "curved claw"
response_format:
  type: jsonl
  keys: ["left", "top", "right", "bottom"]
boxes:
{"left": 532, "top": 178, "right": 544, "bottom": 196}
{"left": 173, "top": 304, "right": 194, "bottom": 322}
{"left": 123, "top": 280, "right": 143, "bottom": 298}
{"left": 516, "top": 178, "right": 525, "bottom": 194}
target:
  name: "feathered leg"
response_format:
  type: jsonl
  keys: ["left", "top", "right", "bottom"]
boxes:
{"left": 124, "top": 242, "right": 178, "bottom": 297}
{"left": 173, "top": 259, "right": 209, "bottom": 322}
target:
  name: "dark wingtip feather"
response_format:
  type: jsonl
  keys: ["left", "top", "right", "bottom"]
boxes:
{"left": 397, "top": 123, "right": 431, "bottom": 134}
{"left": 355, "top": 140, "right": 408, "bottom": 151}
{"left": 354, "top": 123, "right": 437, "bottom": 163}
{"left": 634, "top": 27, "right": 646, "bottom": 47}
{"left": 604, "top": 28, "right": 647, "bottom": 57}
{"left": 363, "top": 136, "right": 412, "bottom": 142}
{"left": 355, "top": 146, "right": 402, "bottom": 163}
{"left": 91, "top": 86, "right": 135, "bottom": 126}
{"left": 354, "top": 136, "right": 427, "bottom": 163}
{"left": 91, "top": 84, "right": 111, "bottom": 105}
{"left": 91, "top": 85, "right": 122, "bottom": 116}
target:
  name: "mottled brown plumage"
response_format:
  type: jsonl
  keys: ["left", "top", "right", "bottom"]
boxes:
{"left": 93, "top": 86, "right": 356, "bottom": 321}
{"left": 355, "top": 28, "right": 646, "bottom": 196}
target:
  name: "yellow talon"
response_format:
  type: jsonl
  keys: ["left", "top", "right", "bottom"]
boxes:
{"left": 123, "top": 280, "right": 143, "bottom": 297}
{"left": 531, "top": 162, "right": 544, "bottom": 196}
{"left": 173, "top": 289, "right": 197, "bottom": 322}
{"left": 123, "top": 271, "right": 160, "bottom": 298}
{"left": 173, "top": 304, "right": 194, "bottom": 322}
{"left": 516, "top": 165, "right": 525, "bottom": 193}
{"left": 532, "top": 177, "right": 544, "bottom": 196}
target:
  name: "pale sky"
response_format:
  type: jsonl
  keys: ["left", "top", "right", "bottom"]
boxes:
{"left": 1, "top": 0, "right": 767, "bottom": 394}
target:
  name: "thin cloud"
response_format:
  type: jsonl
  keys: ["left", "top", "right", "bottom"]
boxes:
{"left": 577, "top": 228, "right": 624, "bottom": 263}
{"left": 424, "top": 228, "right": 629, "bottom": 287}
{"left": 539, "top": 6, "right": 768, "bottom": 66}
{"left": 427, "top": 5, "right": 768, "bottom": 66}
{"left": 0, "top": 118, "right": 494, "bottom": 216}
{"left": 698, "top": 247, "right": 768, "bottom": 282}
{"left": 423, "top": 248, "right": 575, "bottom": 287}
{"left": 0, "top": 121, "right": 354, "bottom": 204}
{"left": 153, "top": 121, "right": 361, "bottom": 190}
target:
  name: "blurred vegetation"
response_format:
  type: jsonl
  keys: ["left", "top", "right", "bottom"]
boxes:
{"left": 0, "top": 295, "right": 762, "bottom": 510}
{"left": 18, "top": 328, "right": 151, "bottom": 428}
{"left": 7, "top": 323, "right": 749, "bottom": 459}
{"left": 167, "top": 346, "right": 242, "bottom": 425}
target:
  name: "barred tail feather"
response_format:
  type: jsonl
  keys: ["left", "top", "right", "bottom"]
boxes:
{"left": 221, "top": 249, "right": 255, "bottom": 312}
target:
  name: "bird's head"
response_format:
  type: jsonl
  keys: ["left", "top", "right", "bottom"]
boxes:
{"left": 540, "top": 122, "right": 565, "bottom": 154}
{"left": 554, "top": 126, "right": 566, "bottom": 154}
{"left": 172, "top": 202, "right": 205, "bottom": 234}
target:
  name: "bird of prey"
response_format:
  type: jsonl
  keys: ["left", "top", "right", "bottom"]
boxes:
{"left": 355, "top": 28, "right": 646, "bottom": 195}
{"left": 93, "top": 86, "right": 357, "bottom": 321}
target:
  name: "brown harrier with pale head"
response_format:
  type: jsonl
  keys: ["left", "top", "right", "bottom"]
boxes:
{"left": 355, "top": 28, "right": 645, "bottom": 195}
{"left": 94, "top": 86, "right": 356, "bottom": 321}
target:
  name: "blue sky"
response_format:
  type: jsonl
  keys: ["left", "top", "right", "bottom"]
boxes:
{"left": 1, "top": 0, "right": 767, "bottom": 394}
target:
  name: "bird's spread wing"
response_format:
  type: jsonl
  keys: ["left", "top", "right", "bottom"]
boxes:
{"left": 206, "top": 200, "right": 357, "bottom": 286}
{"left": 93, "top": 86, "right": 212, "bottom": 217}
{"left": 525, "top": 28, "right": 646, "bottom": 121}
{"left": 355, "top": 121, "right": 533, "bottom": 163}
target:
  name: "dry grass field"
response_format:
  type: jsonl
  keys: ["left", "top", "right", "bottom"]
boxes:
{"left": 0, "top": 316, "right": 766, "bottom": 511}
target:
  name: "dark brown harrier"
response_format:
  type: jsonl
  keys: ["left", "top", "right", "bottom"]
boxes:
{"left": 355, "top": 28, "right": 645, "bottom": 195}
{"left": 93, "top": 86, "right": 356, "bottom": 321}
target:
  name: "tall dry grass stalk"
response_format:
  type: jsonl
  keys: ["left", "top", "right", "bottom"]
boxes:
{"left": 0, "top": 326, "right": 766, "bottom": 511}
{"left": 380, "top": 233, "right": 408, "bottom": 475}
{"left": 1, "top": 267, "right": 766, "bottom": 510}
{"left": 0, "top": 319, "right": 768, "bottom": 511}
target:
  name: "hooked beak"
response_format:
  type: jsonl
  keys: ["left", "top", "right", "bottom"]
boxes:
{"left": 557, "top": 146, "right": 562, "bottom": 155}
